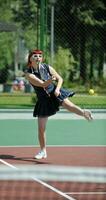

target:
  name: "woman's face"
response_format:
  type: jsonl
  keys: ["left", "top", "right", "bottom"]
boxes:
{"left": 30, "top": 53, "right": 43, "bottom": 65}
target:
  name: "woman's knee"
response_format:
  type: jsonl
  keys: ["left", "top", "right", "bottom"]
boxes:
{"left": 38, "top": 126, "right": 45, "bottom": 134}
{"left": 62, "top": 98, "right": 74, "bottom": 108}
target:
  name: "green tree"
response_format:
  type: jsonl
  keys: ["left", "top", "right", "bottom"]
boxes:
{"left": 54, "top": 0, "right": 106, "bottom": 83}
{"left": 11, "top": 0, "right": 39, "bottom": 49}
{"left": 0, "top": 0, "right": 39, "bottom": 83}
{"left": 0, "top": 0, "right": 15, "bottom": 83}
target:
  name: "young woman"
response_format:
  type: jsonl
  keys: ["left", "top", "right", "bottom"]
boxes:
{"left": 25, "top": 49, "right": 93, "bottom": 159}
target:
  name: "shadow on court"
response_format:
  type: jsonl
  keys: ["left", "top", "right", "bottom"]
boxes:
{"left": 0, "top": 154, "right": 50, "bottom": 165}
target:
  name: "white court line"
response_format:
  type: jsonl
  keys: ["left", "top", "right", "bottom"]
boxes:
{"left": 0, "top": 112, "right": 106, "bottom": 119}
{"left": 0, "top": 159, "right": 76, "bottom": 200}
{"left": 0, "top": 145, "right": 106, "bottom": 147}
{"left": 66, "top": 192, "right": 106, "bottom": 195}
{"left": 0, "top": 159, "right": 17, "bottom": 169}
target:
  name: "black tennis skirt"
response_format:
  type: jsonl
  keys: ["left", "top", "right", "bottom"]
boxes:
{"left": 33, "top": 88, "right": 75, "bottom": 117}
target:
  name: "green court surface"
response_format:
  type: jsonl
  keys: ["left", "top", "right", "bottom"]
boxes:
{"left": 0, "top": 119, "right": 105, "bottom": 146}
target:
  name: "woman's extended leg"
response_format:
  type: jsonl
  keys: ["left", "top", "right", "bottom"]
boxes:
{"left": 35, "top": 117, "right": 48, "bottom": 159}
{"left": 62, "top": 98, "right": 93, "bottom": 121}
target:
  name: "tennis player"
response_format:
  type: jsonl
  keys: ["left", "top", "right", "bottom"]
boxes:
{"left": 25, "top": 49, "right": 93, "bottom": 159}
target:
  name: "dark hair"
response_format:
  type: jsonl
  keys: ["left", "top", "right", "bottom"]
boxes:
{"left": 27, "top": 49, "right": 43, "bottom": 67}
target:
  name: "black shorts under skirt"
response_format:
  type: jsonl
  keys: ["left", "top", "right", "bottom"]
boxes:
{"left": 33, "top": 88, "right": 75, "bottom": 117}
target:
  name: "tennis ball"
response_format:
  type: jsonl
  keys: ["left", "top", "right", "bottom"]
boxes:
{"left": 89, "top": 89, "right": 94, "bottom": 95}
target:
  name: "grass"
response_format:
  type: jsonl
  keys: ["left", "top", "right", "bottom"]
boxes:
{"left": 0, "top": 92, "right": 106, "bottom": 109}
{"left": 71, "top": 95, "right": 106, "bottom": 109}
{"left": 0, "top": 93, "right": 34, "bottom": 109}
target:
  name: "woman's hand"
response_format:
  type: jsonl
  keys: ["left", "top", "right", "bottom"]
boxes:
{"left": 43, "top": 78, "right": 52, "bottom": 87}
{"left": 52, "top": 75, "right": 56, "bottom": 81}
{"left": 54, "top": 88, "right": 61, "bottom": 97}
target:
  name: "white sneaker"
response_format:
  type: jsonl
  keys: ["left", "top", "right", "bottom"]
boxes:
{"left": 35, "top": 150, "right": 47, "bottom": 159}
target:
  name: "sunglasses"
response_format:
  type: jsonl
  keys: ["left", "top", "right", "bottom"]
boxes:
{"left": 31, "top": 54, "right": 42, "bottom": 60}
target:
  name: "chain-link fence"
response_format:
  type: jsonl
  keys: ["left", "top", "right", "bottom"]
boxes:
{"left": 0, "top": 0, "right": 106, "bottom": 107}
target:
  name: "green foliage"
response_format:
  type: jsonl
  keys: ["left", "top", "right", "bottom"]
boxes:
{"left": 53, "top": 47, "right": 77, "bottom": 86}
{"left": 24, "top": 28, "right": 38, "bottom": 50}
{"left": 12, "top": 0, "right": 38, "bottom": 29}
{"left": 0, "top": 0, "right": 14, "bottom": 21}
{"left": 0, "top": 0, "right": 105, "bottom": 87}
{"left": 0, "top": 32, "right": 14, "bottom": 68}
{"left": 0, "top": 0, "right": 15, "bottom": 70}
{"left": 0, "top": 0, "right": 39, "bottom": 83}
{"left": 0, "top": 93, "right": 106, "bottom": 109}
